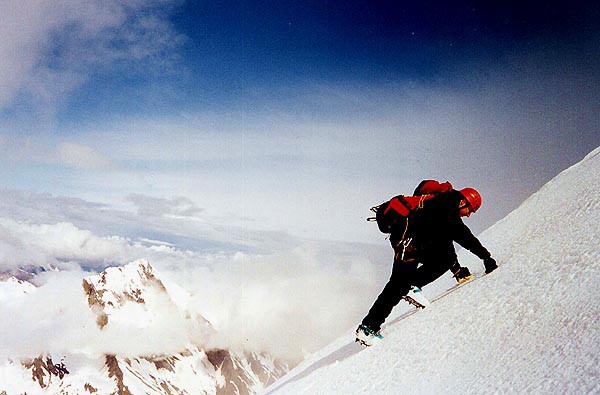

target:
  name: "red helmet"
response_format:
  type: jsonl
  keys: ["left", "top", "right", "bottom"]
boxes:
{"left": 459, "top": 187, "right": 482, "bottom": 212}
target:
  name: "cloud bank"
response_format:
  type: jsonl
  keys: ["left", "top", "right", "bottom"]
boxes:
{"left": 127, "top": 194, "right": 203, "bottom": 218}
{"left": 0, "top": 190, "right": 386, "bottom": 361}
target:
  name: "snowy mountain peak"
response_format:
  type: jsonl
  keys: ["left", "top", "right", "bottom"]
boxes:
{"left": 82, "top": 259, "right": 169, "bottom": 328}
{"left": 0, "top": 276, "right": 36, "bottom": 302}
{"left": 85, "top": 259, "right": 164, "bottom": 301}
{"left": 0, "top": 258, "right": 291, "bottom": 395}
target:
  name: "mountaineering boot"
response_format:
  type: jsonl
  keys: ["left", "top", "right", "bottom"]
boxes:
{"left": 355, "top": 324, "right": 383, "bottom": 347}
{"left": 403, "top": 285, "right": 430, "bottom": 308}
{"left": 453, "top": 266, "right": 474, "bottom": 284}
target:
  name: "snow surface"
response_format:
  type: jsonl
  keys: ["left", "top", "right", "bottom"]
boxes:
{"left": 0, "top": 277, "right": 36, "bottom": 303}
{"left": 267, "top": 146, "right": 600, "bottom": 394}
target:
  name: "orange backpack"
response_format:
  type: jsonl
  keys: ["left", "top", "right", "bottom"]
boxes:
{"left": 369, "top": 180, "right": 453, "bottom": 233}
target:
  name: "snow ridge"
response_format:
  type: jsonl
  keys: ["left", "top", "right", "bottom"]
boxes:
{"left": 267, "top": 146, "right": 600, "bottom": 394}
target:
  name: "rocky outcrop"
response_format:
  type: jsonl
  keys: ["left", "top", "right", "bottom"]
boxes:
{"left": 105, "top": 355, "right": 133, "bottom": 395}
{"left": 207, "top": 349, "right": 289, "bottom": 395}
{"left": 22, "top": 355, "right": 69, "bottom": 389}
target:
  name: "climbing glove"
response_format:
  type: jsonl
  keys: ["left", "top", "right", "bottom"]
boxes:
{"left": 483, "top": 257, "right": 498, "bottom": 274}
{"left": 452, "top": 266, "right": 473, "bottom": 284}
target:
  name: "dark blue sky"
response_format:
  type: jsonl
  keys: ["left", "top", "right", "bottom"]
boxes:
{"left": 171, "top": 0, "right": 597, "bottom": 82}
{"left": 58, "top": 0, "right": 598, "bottom": 124}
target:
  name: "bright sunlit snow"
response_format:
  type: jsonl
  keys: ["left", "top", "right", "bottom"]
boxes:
{"left": 267, "top": 146, "right": 600, "bottom": 394}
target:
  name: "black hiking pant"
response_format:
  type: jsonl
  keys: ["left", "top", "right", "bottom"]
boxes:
{"left": 361, "top": 241, "right": 457, "bottom": 332}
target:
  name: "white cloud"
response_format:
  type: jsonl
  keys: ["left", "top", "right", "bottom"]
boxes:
{"left": 0, "top": 218, "right": 124, "bottom": 270}
{"left": 0, "top": 0, "right": 182, "bottom": 112}
{"left": 184, "top": 248, "right": 381, "bottom": 360}
{"left": 55, "top": 142, "right": 113, "bottom": 170}
{"left": 0, "top": 137, "right": 114, "bottom": 171}
{"left": 127, "top": 194, "right": 203, "bottom": 217}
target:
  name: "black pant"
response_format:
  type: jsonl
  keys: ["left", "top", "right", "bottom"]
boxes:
{"left": 361, "top": 242, "right": 457, "bottom": 332}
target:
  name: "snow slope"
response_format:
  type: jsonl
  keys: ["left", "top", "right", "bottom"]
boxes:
{"left": 0, "top": 276, "right": 36, "bottom": 302}
{"left": 267, "top": 146, "right": 600, "bottom": 394}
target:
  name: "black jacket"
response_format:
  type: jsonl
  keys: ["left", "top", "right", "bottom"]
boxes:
{"left": 391, "top": 190, "right": 490, "bottom": 260}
